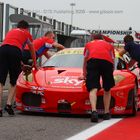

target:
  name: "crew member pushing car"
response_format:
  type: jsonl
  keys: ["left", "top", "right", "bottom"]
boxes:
{"left": 22, "top": 31, "right": 65, "bottom": 65}
{"left": 79, "top": 34, "right": 115, "bottom": 122}
{"left": 0, "top": 20, "right": 36, "bottom": 117}
{"left": 119, "top": 35, "right": 140, "bottom": 68}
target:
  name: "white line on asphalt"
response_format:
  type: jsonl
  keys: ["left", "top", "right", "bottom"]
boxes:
{"left": 66, "top": 118, "right": 122, "bottom": 140}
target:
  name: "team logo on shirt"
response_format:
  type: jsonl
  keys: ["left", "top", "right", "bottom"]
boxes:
{"left": 45, "top": 43, "right": 53, "bottom": 48}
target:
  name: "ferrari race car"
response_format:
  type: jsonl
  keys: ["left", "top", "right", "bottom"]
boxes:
{"left": 16, "top": 48, "right": 140, "bottom": 115}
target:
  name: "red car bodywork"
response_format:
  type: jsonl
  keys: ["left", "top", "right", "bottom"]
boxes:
{"left": 16, "top": 48, "right": 139, "bottom": 115}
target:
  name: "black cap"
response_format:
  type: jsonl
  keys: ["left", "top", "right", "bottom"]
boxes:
{"left": 17, "top": 20, "right": 29, "bottom": 29}
{"left": 123, "top": 35, "right": 134, "bottom": 43}
{"left": 92, "top": 33, "right": 103, "bottom": 40}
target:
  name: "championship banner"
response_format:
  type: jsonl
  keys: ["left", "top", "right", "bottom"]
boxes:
{"left": 92, "top": 30, "right": 140, "bottom": 42}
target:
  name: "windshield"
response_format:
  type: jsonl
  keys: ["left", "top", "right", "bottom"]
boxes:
{"left": 43, "top": 53, "right": 127, "bottom": 70}
{"left": 43, "top": 54, "right": 84, "bottom": 68}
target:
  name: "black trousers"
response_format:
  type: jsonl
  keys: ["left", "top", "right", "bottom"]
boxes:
{"left": 0, "top": 45, "right": 22, "bottom": 86}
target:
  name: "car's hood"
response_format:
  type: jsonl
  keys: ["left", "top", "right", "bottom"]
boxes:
{"left": 18, "top": 68, "right": 136, "bottom": 90}
{"left": 44, "top": 68, "right": 83, "bottom": 89}
{"left": 19, "top": 67, "right": 84, "bottom": 89}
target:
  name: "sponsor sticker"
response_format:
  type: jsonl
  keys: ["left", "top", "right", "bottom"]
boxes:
{"left": 50, "top": 76, "right": 84, "bottom": 88}
{"left": 24, "top": 106, "right": 44, "bottom": 112}
{"left": 114, "top": 106, "right": 125, "bottom": 112}
{"left": 57, "top": 49, "right": 83, "bottom": 55}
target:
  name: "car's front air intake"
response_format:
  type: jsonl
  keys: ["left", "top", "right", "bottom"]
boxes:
{"left": 22, "top": 92, "right": 41, "bottom": 107}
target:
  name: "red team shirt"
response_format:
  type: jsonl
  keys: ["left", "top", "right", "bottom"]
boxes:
{"left": 33, "top": 37, "right": 54, "bottom": 51}
{"left": 24, "top": 36, "right": 55, "bottom": 57}
{"left": 84, "top": 40, "right": 115, "bottom": 64}
{"left": 2, "top": 28, "right": 33, "bottom": 50}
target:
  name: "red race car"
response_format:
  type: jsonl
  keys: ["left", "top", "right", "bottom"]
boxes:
{"left": 16, "top": 48, "right": 140, "bottom": 115}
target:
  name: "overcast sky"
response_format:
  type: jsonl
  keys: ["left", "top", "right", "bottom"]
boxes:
{"left": 1, "top": 0, "right": 140, "bottom": 30}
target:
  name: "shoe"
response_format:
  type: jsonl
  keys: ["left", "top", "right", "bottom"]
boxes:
{"left": 91, "top": 111, "right": 98, "bottom": 122}
{"left": 4, "top": 104, "right": 15, "bottom": 115}
{"left": 103, "top": 113, "right": 111, "bottom": 120}
{"left": 0, "top": 110, "right": 2, "bottom": 117}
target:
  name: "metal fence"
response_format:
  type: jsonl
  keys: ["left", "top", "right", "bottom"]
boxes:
{"left": 5, "top": 4, "right": 18, "bottom": 34}
{"left": 31, "top": 12, "right": 53, "bottom": 38}
{"left": 1, "top": 2, "right": 83, "bottom": 41}
{"left": 0, "top": 2, "right": 4, "bottom": 42}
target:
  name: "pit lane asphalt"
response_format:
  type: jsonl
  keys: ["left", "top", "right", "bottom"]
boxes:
{"left": 1, "top": 90, "right": 99, "bottom": 140}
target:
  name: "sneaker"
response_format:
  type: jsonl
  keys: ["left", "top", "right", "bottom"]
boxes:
{"left": 103, "top": 113, "right": 111, "bottom": 120}
{"left": 91, "top": 111, "right": 98, "bottom": 122}
{"left": 0, "top": 110, "right": 2, "bottom": 117}
{"left": 4, "top": 104, "right": 15, "bottom": 116}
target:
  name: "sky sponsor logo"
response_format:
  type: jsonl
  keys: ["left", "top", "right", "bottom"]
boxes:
{"left": 52, "top": 76, "right": 83, "bottom": 86}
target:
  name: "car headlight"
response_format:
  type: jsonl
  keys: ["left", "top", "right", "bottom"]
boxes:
{"left": 114, "top": 75, "right": 125, "bottom": 84}
{"left": 23, "top": 73, "right": 33, "bottom": 82}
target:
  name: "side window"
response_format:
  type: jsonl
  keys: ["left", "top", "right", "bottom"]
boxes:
{"left": 117, "top": 58, "right": 127, "bottom": 70}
